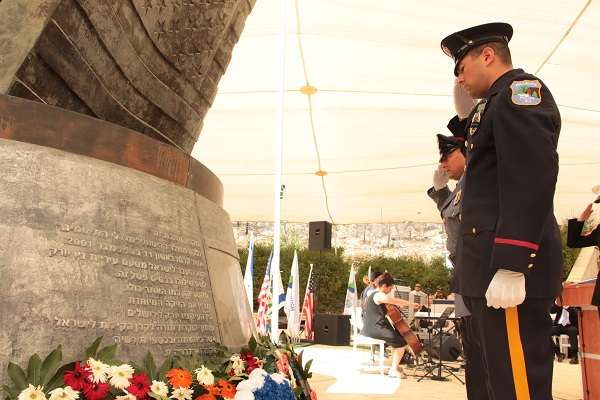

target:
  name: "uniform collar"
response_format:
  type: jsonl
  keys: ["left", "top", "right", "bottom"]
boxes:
{"left": 484, "top": 68, "right": 524, "bottom": 99}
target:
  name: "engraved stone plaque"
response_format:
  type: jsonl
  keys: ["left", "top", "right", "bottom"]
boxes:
{"left": 0, "top": 138, "right": 254, "bottom": 380}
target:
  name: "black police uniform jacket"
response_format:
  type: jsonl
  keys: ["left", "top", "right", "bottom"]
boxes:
{"left": 566, "top": 219, "right": 600, "bottom": 306}
{"left": 448, "top": 68, "right": 563, "bottom": 299}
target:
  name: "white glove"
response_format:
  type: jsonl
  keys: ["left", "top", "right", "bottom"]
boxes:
{"left": 433, "top": 164, "right": 449, "bottom": 191}
{"left": 453, "top": 79, "right": 478, "bottom": 120}
{"left": 485, "top": 269, "right": 526, "bottom": 309}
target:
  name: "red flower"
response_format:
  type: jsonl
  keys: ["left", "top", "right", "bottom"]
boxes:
{"left": 63, "top": 362, "right": 91, "bottom": 390}
{"left": 241, "top": 352, "right": 259, "bottom": 374}
{"left": 83, "top": 381, "right": 110, "bottom": 400}
{"left": 219, "top": 380, "right": 236, "bottom": 399}
{"left": 127, "top": 373, "right": 151, "bottom": 399}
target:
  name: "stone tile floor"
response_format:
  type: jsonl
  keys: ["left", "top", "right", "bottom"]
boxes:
{"left": 296, "top": 344, "right": 584, "bottom": 400}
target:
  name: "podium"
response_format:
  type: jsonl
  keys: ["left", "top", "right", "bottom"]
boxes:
{"left": 561, "top": 282, "right": 599, "bottom": 400}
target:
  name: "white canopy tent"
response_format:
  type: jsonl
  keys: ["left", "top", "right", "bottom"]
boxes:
{"left": 191, "top": 0, "right": 600, "bottom": 225}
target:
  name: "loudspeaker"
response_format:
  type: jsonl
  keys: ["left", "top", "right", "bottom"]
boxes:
{"left": 314, "top": 313, "right": 350, "bottom": 346}
{"left": 430, "top": 333, "right": 462, "bottom": 361}
{"left": 309, "top": 221, "right": 332, "bottom": 251}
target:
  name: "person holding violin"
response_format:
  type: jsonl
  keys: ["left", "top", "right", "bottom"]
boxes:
{"left": 362, "top": 271, "right": 421, "bottom": 379}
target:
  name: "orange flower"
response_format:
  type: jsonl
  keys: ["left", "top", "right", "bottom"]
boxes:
{"left": 195, "top": 395, "right": 215, "bottom": 400}
{"left": 166, "top": 368, "right": 193, "bottom": 389}
{"left": 195, "top": 395, "right": 216, "bottom": 400}
{"left": 204, "top": 385, "right": 220, "bottom": 396}
{"left": 219, "top": 379, "right": 236, "bottom": 399}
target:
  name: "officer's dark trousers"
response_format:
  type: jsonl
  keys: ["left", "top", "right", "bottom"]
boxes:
{"left": 460, "top": 316, "right": 491, "bottom": 400}
{"left": 463, "top": 296, "right": 554, "bottom": 400}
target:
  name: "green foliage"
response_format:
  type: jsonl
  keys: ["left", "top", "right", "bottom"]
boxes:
{"left": 353, "top": 254, "right": 452, "bottom": 296}
{"left": 2, "top": 346, "right": 69, "bottom": 398}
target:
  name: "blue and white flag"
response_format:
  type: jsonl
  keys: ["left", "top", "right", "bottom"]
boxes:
{"left": 284, "top": 250, "right": 300, "bottom": 338}
{"left": 243, "top": 232, "right": 255, "bottom": 312}
{"left": 344, "top": 264, "right": 358, "bottom": 315}
{"left": 271, "top": 254, "right": 286, "bottom": 310}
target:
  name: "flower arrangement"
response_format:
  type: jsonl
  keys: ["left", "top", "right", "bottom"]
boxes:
{"left": 1, "top": 336, "right": 316, "bottom": 400}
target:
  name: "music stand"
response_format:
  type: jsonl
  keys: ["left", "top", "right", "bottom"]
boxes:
{"left": 418, "top": 306, "right": 464, "bottom": 383}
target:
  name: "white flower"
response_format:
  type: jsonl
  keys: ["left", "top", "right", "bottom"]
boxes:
{"left": 150, "top": 381, "right": 169, "bottom": 397}
{"left": 248, "top": 368, "right": 267, "bottom": 380}
{"left": 18, "top": 384, "right": 47, "bottom": 400}
{"left": 108, "top": 364, "right": 135, "bottom": 389}
{"left": 270, "top": 373, "right": 287, "bottom": 385}
{"left": 236, "top": 376, "right": 264, "bottom": 393}
{"left": 194, "top": 365, "right": 214, "bottom": 386}
{"left": 233, "top": 392, "right": 255, "bottom": 400}
{"left": 87, "top": 358, "right": 110, "bottom": 383}
{"left": 170, "top": 388, "right": 193, "bottom": 400}
{"left": 48, "top": 386, "right": 79, "bottom": 400}
{"left": 230, "top": 355, "right": 245, "bottom": 375}
{"left": 115, "top": 394, "right": 137, "bottom": 400}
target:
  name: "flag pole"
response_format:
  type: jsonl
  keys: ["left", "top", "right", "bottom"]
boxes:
{"left": 271, "top": 0, "right": 287, "bottom": 344}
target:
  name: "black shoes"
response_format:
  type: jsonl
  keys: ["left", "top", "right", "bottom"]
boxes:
{"left": 556, "top": 353, "right": 566, "bottom": 363}
{"left": 570, "top": 356, "right": 579, "bottom": 364}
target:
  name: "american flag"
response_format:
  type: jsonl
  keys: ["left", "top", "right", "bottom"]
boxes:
{"left": 256, "top": 252, "right": 273, "bottom": 335}
{"left": 302, "top": 264, "right": 315, "bottom": 339}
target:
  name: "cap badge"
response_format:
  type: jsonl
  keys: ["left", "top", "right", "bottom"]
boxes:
{"left": 442, "top": 44, "right": 453, "bottom": 59}
{"left": 511, "top": 80, "right": 542, "bottom": 106}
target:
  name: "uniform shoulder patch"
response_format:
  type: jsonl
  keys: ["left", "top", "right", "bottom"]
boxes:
{"left": 510, "top": 80, "right": 542, "bottom": 106}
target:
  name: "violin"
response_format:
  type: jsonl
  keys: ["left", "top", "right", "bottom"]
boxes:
{"left": 385, "top": 304, "right": 424, "bottom": 356}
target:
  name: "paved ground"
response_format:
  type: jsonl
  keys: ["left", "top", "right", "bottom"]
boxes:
{"left": 296, "top": 344, "right": 583, "bottom": 400}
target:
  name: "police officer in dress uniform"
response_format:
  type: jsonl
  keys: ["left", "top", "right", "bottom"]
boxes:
{"left": 440, "top": 23, "right": 563, "bottom": 400}
{"left": 566, "top": 185, "right": 600, "bottom": 309}
{"left": 428, "top": 134, "right": 489, "bottom": 399}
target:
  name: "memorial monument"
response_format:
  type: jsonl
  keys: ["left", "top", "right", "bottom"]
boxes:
{"left": 0, "top": 0, "right": 257, "bottom": 382}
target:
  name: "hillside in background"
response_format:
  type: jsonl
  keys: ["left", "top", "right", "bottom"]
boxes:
{"left": 232, "top": 221, "right": 448, "bottom": 259}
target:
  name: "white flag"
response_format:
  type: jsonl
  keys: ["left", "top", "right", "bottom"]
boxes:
{"left": 344, "top": 264, "right": 358, "bottom": 315}
{"left": 243, "top": 232, "right": 255, "bottom": 312}
{"left": 272, "top": 254, "right": 286, "bottom": 310}
{"left": 285, "top": 250, "right": 301, "bottom": 338}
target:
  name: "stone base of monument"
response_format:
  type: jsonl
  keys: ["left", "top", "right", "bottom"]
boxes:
{"left": 0, "top": 94, "right": 255, "bottom": 382}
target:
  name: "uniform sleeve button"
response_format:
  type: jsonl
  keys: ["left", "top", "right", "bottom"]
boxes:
{"left": 528, "top": 263, "right": 534, "bottom": 268}
{"left": 472, "top": 228, "right": 476, "bottom": 233}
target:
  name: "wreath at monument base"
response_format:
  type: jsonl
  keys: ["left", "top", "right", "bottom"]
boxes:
{"left": 1, "top": 336, "right": 316, "bottom": 400}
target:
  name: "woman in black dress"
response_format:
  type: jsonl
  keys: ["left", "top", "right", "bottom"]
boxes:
{"left": 362, "top": 271, "right": 421, "bottom": 378}
{"left": 566, "top": 201, "right": 600, "bottom": 308}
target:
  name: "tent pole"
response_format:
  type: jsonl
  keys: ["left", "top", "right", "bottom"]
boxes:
{"left": 271, "top": 0, "right": 287, "bottom": 344}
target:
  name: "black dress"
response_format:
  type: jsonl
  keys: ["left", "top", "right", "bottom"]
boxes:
{"left": 361, "top": 290, "right": 407, "bottom": 348}
{"left": 567, "top": 219, "right": 600, "bottom": 307}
